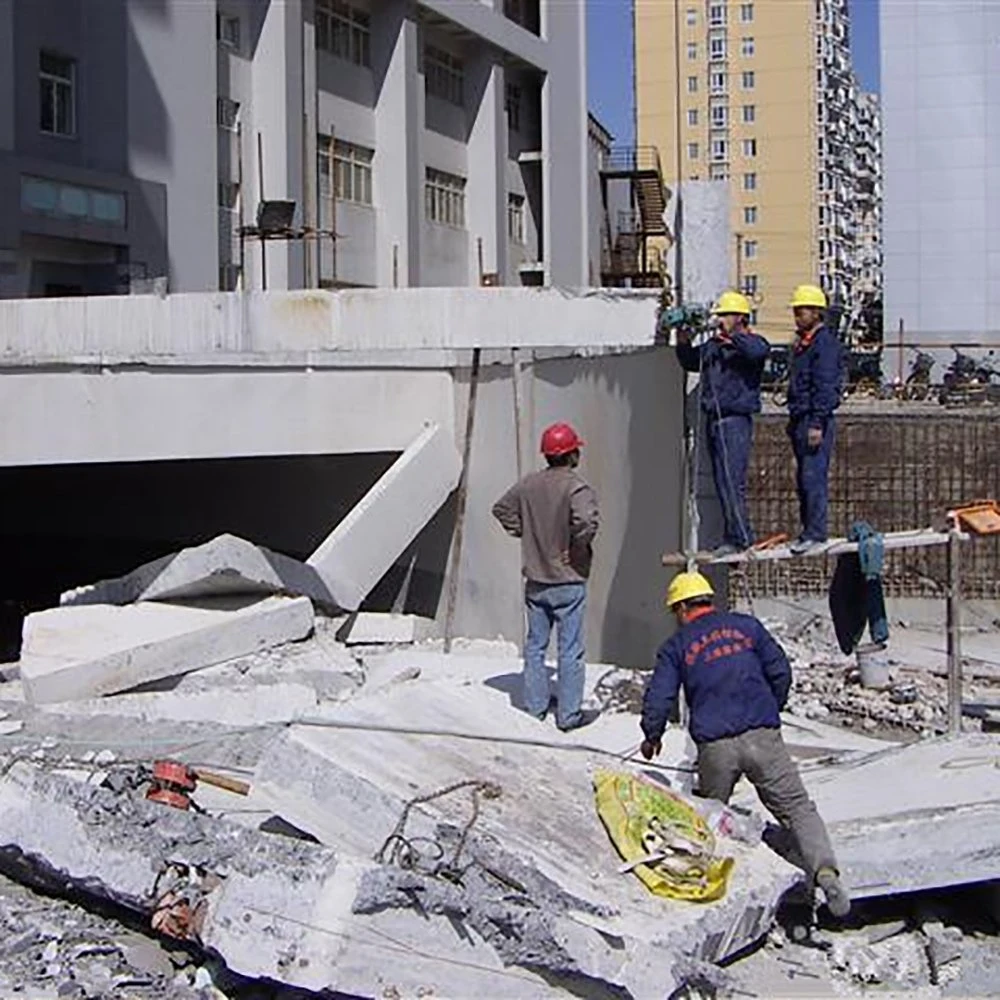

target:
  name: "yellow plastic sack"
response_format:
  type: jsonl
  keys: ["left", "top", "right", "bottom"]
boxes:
{"left": 594, "top": 769, "right": 734, "bottom": 903}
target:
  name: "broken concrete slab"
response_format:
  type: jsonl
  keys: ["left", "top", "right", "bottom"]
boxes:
{"left": 307, "top": 422, "right": 461, "bottom": 610}
{"left": 339, "top": 612, "right": 435, "bottom": 645}
{"left": 20, "top": 596, "right": 314, "bottom": 705}
{"left": 0, "top": 761, "right": 737, "bottom": 999}
{"left": 253, "top": 676, "right": 802, "bottom": 983}
{"left": 60, "top": 533, "right": 335, "bottom": 611}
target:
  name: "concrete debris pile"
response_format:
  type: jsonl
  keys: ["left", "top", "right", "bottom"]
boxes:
{"left": 1, "top": 540, "right": 1000, "bottom": 997}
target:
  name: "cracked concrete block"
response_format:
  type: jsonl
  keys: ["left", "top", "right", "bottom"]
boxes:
{"left": 20, "top": 596, "right": 314, "bottom": 705}
{"left": 60, "top": 534, "right": 335, "bottom": 611}
{"left": 340, "top": 612, "right": 436, "bottom": 645}
{"left": 307, "top": 423, "right": 461, "bottom": 611}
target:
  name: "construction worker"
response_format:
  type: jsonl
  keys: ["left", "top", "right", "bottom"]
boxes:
{"left": 640, "top": 571, "right": 851, "bottom": 918}
{"left": 492, "top": 422, "right": 600, "bottom": 732}
{"left": 786, "top": 284, "right": 844, "bottom": 554}
{"left": 676, "top": 290, "right": 769, "bottom": 555}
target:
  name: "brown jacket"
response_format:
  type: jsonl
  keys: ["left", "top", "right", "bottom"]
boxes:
{"left": 492, "top": 466, "right": 599, "bottom": 584}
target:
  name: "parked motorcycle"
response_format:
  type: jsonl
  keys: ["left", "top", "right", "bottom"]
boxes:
{"left": 939, "top": 347, "right": 989, "bottom": 407}
{"left": 902, "top": 350, "right": 935, "bottom": 401}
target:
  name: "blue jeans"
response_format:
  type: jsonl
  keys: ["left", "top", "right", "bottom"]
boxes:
{"left": 707, "top": 414, "right": 754, "bottom": 549}
{"left": 523, "top": 581, "right": 587, "bottom": 728}
{"left": 789, "top": 417, "right": 836, "bottom": 542}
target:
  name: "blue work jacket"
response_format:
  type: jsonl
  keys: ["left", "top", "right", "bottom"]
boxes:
{"left": 642, "top": 609, "right": 791, "bottom": 746}
{"left": 676, "top": 330, "right": 769, "bottom": 418}
{"left": 787, "top": 325, "right": 844, "bottom": 428}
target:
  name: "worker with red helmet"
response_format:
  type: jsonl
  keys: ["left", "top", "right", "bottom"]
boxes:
{"left": 492, "top": 422, "right": 600, "bottom": 731}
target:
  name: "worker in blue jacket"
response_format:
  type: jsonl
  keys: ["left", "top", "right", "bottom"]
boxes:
{"left": 786, "top": 284, "right": 845, "bottom": 554}
{"left": 676, "top": 290, "right": 769, "bottom": 555}
{"left": 641, "top": 571, "right": 850, "bottom": 919}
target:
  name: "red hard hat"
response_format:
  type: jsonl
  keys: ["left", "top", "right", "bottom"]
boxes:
{"left": 540, "top": 422, "right": 584, "bottom": 457}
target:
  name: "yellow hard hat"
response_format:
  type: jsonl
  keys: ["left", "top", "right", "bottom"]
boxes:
{"left": 665, "top": 571, "right": 715, "bottom": 608}
{"left": 789, "top": 284, "right": 827, "bottom": 309}
{"left": 711, "top": 290, "right": 751, "bottom": 316}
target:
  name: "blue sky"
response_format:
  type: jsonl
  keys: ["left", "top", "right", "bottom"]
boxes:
{"left": 588, "top": 0, "right": 880, "bottom": 146}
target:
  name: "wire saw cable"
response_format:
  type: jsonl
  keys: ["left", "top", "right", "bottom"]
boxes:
{"left": 291, "top": 715, "right": 696, "bottom": 774}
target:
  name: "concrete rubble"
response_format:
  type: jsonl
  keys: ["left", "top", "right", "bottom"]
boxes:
{"left": 0, "top": 552, "right": 999, "bottom": 998}
{"left": 61, "top": 533, "right": 336, "bottom": 611}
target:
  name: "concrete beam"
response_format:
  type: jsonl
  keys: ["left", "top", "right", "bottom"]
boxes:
{"left": 61, "top": 533, "right": 336, "bottom": 611}
{"left": 20, "top": 596, "right": 314, "bottom": 704}
{"left": 308, "top": 423, "right": 461, "bottom": 610}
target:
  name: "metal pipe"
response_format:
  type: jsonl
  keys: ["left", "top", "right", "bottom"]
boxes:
{"left": 946, "top": 528, "right": 963, "bottom": 735}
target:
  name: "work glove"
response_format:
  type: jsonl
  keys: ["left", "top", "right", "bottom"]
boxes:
{"left": 640, "top": 739, "right": 662, "bottom": 760}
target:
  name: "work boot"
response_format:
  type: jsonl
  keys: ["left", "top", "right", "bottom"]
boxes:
{"left": 557, "top": 708, "right": 600, "bottom": 733}
{"left": 710, "top": 543, "right": 742, "bottom": 558}
{"left": 790, "top": 537, "right": 825, "bottom": 556}
{"left": 816, "top": 867, "right": 851, "bottom": 918}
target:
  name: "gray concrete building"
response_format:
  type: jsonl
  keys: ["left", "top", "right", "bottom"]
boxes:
{"left": 881, "top": 0, "right": 1000, "bottom": 342}
{"left": 0, "top": 0, "right": 590, "bottom": 297}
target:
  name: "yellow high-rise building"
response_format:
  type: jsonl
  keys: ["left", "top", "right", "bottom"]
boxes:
{"left": 636, "top": 0, "right": 857, "bottom": 343}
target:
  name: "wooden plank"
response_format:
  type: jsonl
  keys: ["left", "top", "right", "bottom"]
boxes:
{"left": 662, "top": 528, "right": 968, "bottom": 568}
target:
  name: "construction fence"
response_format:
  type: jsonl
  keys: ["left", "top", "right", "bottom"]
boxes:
{"left": 745, "top": 408, "right": 1000, "bottom": 599}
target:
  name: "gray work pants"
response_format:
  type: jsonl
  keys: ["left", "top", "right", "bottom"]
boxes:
{"left": 697, "top": 726, "right": 837, "bottom": 879}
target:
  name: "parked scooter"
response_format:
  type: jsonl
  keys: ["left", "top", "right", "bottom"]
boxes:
{"left": 939, "top": 347, "right": 989, "bottom": 407}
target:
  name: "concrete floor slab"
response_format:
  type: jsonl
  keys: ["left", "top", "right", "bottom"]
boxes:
{"left": 308, "top": 423, "right": 461, "bottom": 610}
{"left": 60, "top": 533, "right": 335, "bottom": 610}
{"left": 20, "top": 596, "right": 314, "bottom": 704}
{"left": 340, "top": 612, "right": 436, "bottom": 645}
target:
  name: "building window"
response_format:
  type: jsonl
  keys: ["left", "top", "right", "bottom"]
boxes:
{"left": 742, "top": 104, "right": 756, "bottom": 123}
{"left": 687, "top": 42, "right": 698, "bottom": 60}
{"left": 710, "top": 71, "right": 726, "bottom": 94}
{"left": 711, "top": 104, "right": 728, "bottom": 128}
{"left": 749, "top": 308, "right": 758, "bottom": 325}
{"left": 741, "top": 70, "right": 755, "bottom": 89}
{"left": 711, "top": 138, "right": 728, "bottom": 161}
{"left": 743, "top": 172, "right": 756, "bottom": 190}
{"left": 742, "top": 137, "right": 757, "bottom": 157}
{"left": 688, "top": 142, "right": 699, "bottom": 160}
{"left": 741, "top": 36, "right": 755, "bottom": 57}
{"left": 743, "top": 273, "right": 758, "bottom": 294}
{"left": 687, "top": 108, "right": 699, "bottom": 126}
{"left": 709, "top": 3, "right": 726, "bottom": 26}
{"left": 217, "top": 13, "right": 241, "bottom": 50}
{"left": 508, "top": 193, "right": 525, "bottom": 244}
{"left": 216, "top": 97, "right": 240, "bottom": 131}
{"left": 744, "top": 239, "right": 757, "bottom": 259}
{"left": 686, "top": 7, "right": 697, "bottom": 26}
{"left": 318, "top": 137, "right": 373, "bottom": 205}
{"left": 740, "top": 3, "right": 754, "bottom": 22}
{"left": 425, "top": 167, "right": 466, "bottom": 227}
{"left": 709, "top": 163, "right": 728, "bottom": 180}
{"left": 743, "top": 205, "right": 757, "bottom": 225}
{"left": 39, "top": 52, "right": 75, "bottom": 137}
{"left": 505, "top": 83, "right": 521, "bottom": 131}
{"left": 316, "top": 0, "right": 371, "bottom": 68}
{"left": 687, "top": 76, "right": 699, "bottom": 94}
{"left": 709, "top": 36, "right": 726, "bottom": 60}
{"left": 21, "top": 175, "right": 125, "bottom": 225}
{"left": 426, "top": 45, "right": 464, "bottom": 106}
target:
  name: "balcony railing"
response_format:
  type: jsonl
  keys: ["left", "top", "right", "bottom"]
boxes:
{"left": 604, "top": 145, "right": 663, "bottom": 175}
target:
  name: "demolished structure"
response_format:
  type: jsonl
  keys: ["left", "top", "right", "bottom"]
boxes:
{"left": 0, "top": 288, "right": 997, "bottom": 998}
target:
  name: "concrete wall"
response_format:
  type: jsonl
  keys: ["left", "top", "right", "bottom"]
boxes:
{"left": 881, "top": 0, "right": 1000, "bottom": 342}
{"left": 451, "top": 347, "right": 684, "bottom": 669}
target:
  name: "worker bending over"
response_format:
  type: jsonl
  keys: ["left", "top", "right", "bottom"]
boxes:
{"left": 492, "top": 422, "right": 600, "bottom": 732}
{"left": 640, "top": 571, "right": 850, "bottom": 918}
{"left": 676, "top": 291, "right": 769, "bottom": 555}
{"left": 786, "top": 284, "right": 844, "bottom": 554}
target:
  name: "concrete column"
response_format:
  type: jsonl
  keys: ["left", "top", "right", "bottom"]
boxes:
{"left": 251, "top": 0, "right": 306, "bottom": 290}
{"left": 374, "top": 0, "right": 422, "bottom": 287}
{"left": 540, "top": 0, "right": 588, "bottom": 286}
{"left": 301, "top": 0, "right": 319, "bottom": 288}
{"left": 467, "top": 56, "right": 508, "bottom": 284}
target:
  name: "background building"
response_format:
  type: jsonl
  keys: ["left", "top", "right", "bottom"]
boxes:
{"left": 881, "top": 0, "right": 997, "bottom": 345}
{"left": 636, "top": 0, "right": 872, "bottom": 341}
{"left": 0, "top": 0, "right": 591, "bottom": 298}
